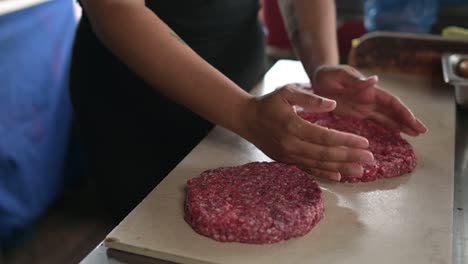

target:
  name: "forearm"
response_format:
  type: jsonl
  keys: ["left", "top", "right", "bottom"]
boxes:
{"left": 82, "top": 0, "right": 252, "bottom": 135}
{"left": 279, "top": 0, "right": 339, "bottom": 79}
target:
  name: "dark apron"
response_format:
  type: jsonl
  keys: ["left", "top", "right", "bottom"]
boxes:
{"left": 70, "top": 0, "right": 265, "bottom": 220}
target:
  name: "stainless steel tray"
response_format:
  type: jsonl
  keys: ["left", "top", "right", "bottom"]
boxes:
{"left": 442, "top": 53, "right": 468, "bottom": 107}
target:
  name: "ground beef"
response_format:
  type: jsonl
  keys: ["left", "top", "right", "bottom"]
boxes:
{"left": 298, "top": 112, "right": 417, "bottom": 183}
{"left": 184, "top": 162, "right": 324, "bottom": 244}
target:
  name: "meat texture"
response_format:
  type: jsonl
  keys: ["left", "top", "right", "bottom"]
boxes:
{"left": 298, "top": 112, "right": 417, "bottom": 183}
{"left": 185, "top": 162, "right": 324, "bottom": 244}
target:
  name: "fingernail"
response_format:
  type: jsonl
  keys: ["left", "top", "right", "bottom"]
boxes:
{"left": 348, "top": 165, "right": 363, "bottom": 177}
{"left": 322, "top": 99, "right": 336, "bottom": 108}
{"left": 331, "top": 173, "right": 341, "bottom": 182}
{"left": 361, "top": 151, "right": 374, "bottom": 162}
{"left": 356, "top": 137, "right": 369, "bottom": 148}
{"left": 418, "top": 119, "right": 428, "bottom": 132}
{"left": 360, "top": 75, "right": 378, "bottom": 81}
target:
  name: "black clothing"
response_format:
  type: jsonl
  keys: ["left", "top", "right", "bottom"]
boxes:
{"left": 70, "top": 2, "right": 266, "bottom": 220}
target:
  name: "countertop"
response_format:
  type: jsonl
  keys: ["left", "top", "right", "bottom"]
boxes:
{"left": 80, "top": 60, "right": 466, "bottom": 264}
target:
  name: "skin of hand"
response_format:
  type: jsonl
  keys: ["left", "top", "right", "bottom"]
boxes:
{"left": 279, "top": 0, "right": 427, "bottom": 137}
{"left": 241, "top": 84, "right": 374, "bottom": 182}
{"left": 279, "top": 0, "right": 427, "bottom": 181}
{"left": 312, "top": 65, "right": 428, "bottom": 136}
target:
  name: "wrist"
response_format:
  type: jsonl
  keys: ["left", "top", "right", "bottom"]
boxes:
{"left": 227, "top": 93, "right": 257, "bottom": 140}
{"left": 310, "top": 64, "right": 328, "bottom": 86}
{"left": 300, "top": 57, "right": 339, "bottom": 84}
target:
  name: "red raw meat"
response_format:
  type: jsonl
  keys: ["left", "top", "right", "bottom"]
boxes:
{"left": 184, "top": 162, "right": 324, "bottom": 244}
{"left": 298, "top": 112, "right": 417, "bottom": 183}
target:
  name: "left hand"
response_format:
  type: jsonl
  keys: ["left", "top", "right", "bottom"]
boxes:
{"left": 239, "top": 84, "right": 373, "bottom": 181}
{"left": 311, "top": 64, "right": 427, "bottom": 136}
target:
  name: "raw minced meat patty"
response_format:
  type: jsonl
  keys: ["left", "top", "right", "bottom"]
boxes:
{"left": 298, "top": 112, "right": 417, "bottom": 183}
{"left": 184, "top": 162, "right": 324, "bottom": 244}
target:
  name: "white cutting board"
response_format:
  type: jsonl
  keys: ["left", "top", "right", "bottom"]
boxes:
{"left": 105, "top": 60, "right": 455, "bottom": 264}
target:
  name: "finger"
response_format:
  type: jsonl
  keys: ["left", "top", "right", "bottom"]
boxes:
{"left": 377, "top": 89, "right": 427, "bottom": 134}
{"left": 369, "top": 111, "right": 402, "bottom": 132}
{"left": 294, "top": 83, "right": 312, "bottom": 90}
{"left": 415, "top": 118, "right": 428, "bottom": 133}
{"left": 341, "top": 68, "right": 379, "bottom": 89}
{"left": 297, "top": 158, "right": 364, "bottom": 177}
{"left": 281, "top": 85, "right": 336, "bottom": 112}
{"left": 372, "top": 111, "right": 422, "bottom": 136}
{"left": 347, "top": 75, "right": 379, "bottom": 89}
{"left": 403, "top": 120, "right": 427, "bottom": 136}
{"left": 297, "top": 120, "right": 369, "bottom": 148}
{"left": 289, "top": 84, "right": 313, "bottom": 112}
{"left": 404, "top": 117, "right": 427, "bottom": 134}
{"left": 293, "top": 139, "right": 374, "bottom": 163}
{"left": 305, "top": 168, "right": 341, "bottom": 182}
{"left": 401, "top": 124, "right": 420, "bottom": 137}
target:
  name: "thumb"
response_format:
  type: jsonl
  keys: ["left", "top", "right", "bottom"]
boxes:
{"left": 281, "top": 85, "right": 336, "bottom": 113}
{"left": 344, "top": 73, "right": 379, "bottom": 89}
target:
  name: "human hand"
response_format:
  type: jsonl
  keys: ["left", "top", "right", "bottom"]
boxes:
{"left": 240, "top": 84, "right": 374, "bottom": 181}
{"left": 312, "top": 65, "right": 427, "bottom": 136}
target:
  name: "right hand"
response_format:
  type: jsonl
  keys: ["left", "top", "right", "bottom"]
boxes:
{"left": 240, "top": 84, "right": 374, "bottom": 182}
{"left": 312, "top": 65, "right": 427, "bottom": 136}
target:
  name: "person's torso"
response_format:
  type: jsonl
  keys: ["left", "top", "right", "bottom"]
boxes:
{"left": 145, "top": 0, "right": 263, "bottom": 70}
{"left": 145, "top": 0, "right": 260, "bottom": 44}
{"left": 76, "top": 0, "right": 264, "bottom": 88}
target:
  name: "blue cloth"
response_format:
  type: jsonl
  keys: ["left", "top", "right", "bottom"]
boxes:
{"left": 364, "top": 0, "right": 440, "bottom": 33}
{"left": 364, "top": 0, "right": 468, "bottom": 33}
{"left": 0, "top": 0, "right": 77, "bottom": 246}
